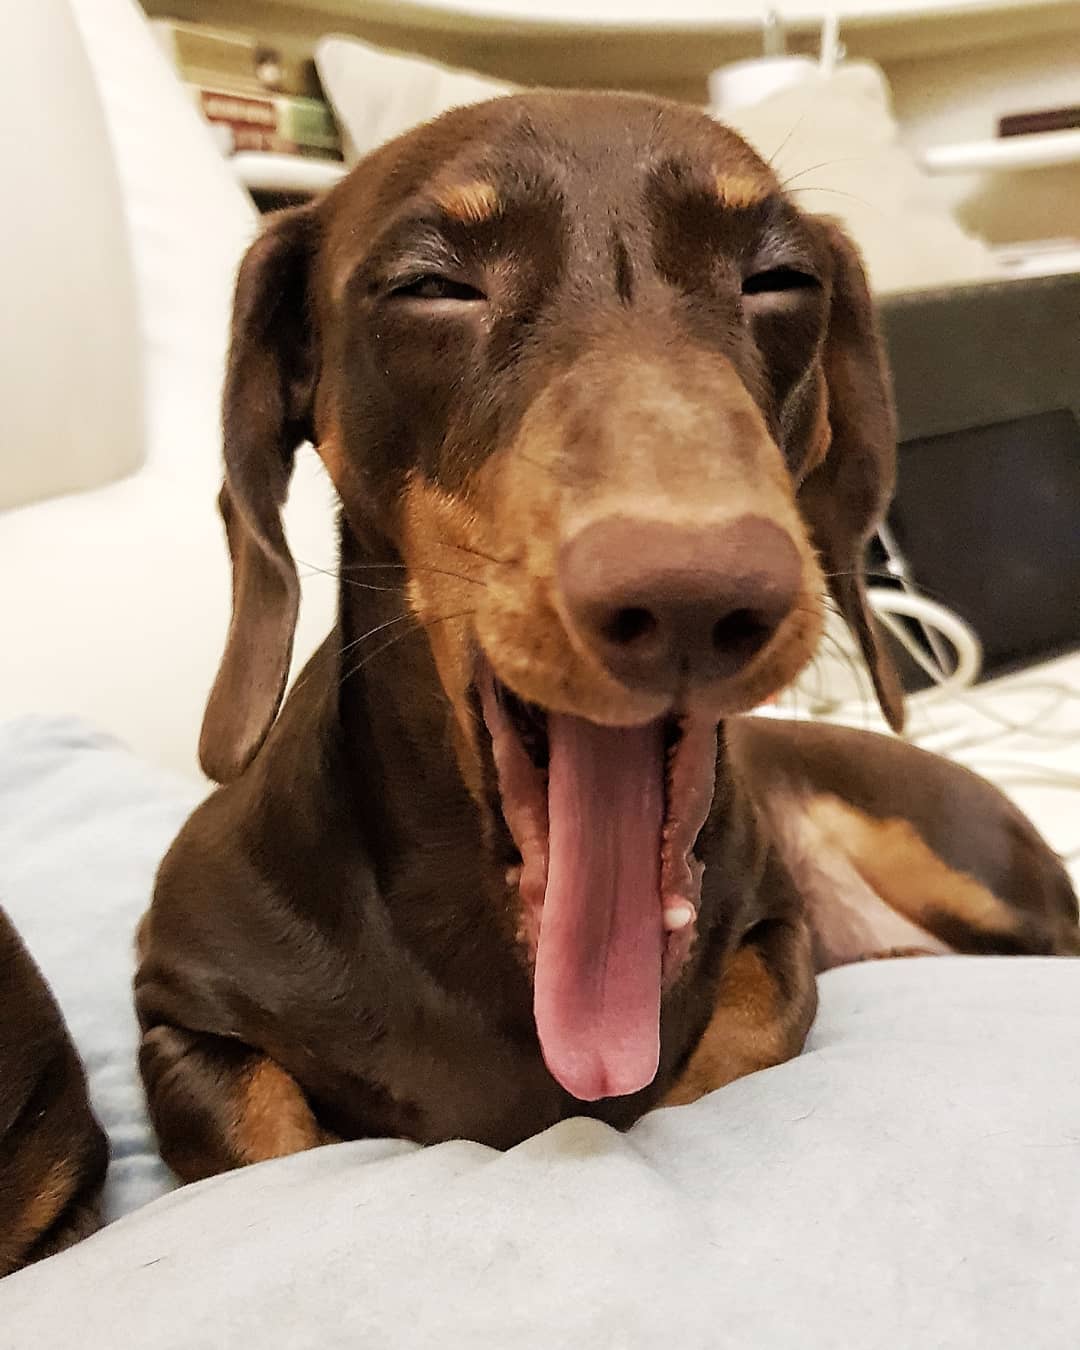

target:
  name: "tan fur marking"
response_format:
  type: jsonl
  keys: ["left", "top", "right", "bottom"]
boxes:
{"left": 314, "top": 406, "right": 366, "bottom": 513}
{"left": 400, "top": 474, "right": 493, "bottom": 804}
{"left": 3, "top": 1157, "right": 76, "bottom": 1266}
{"left": 715, "top": 172, "right": 769, "bottom": 209}
{"left": 662, "top": 922, "right": 814, "bottom": 1107}
{"left": 238, "top": 1060, "right": 326, "bottom": 1164}
{"left": 808, "top": 795, "right": 1019, "bottom": 937}
{"left": 804, "top": 384, "right": 832, "bottom": 478}
{"left": 317, "top": 430, "right": 346, "bottom": 493}
{"left": 434, "top": 180, "right": 499, "bottom": 224}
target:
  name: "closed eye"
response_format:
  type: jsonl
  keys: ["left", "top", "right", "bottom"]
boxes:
{"left": 390, "top": 274, "right": 487, "bottom": 302}
{"left": 742, "top": 267, "right": 820, "bottom": 296}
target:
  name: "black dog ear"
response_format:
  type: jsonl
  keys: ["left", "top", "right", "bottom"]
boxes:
{"left": 798, "top": 220, "right": 904, "bottom": 733}
{"left": 199, "top": 206, "right": 320, "bottom": 783}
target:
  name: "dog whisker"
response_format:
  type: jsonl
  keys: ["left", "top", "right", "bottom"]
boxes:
{"left": 339, "top": 619, "right": 422, "bottom": 686}
{"left": 766, "top": 114, "right": 808, "bottom": 172}
{"left": 336, "top": 612, "right": 418, "bottom": 662}
{"left": 823, "top": 567, "right": 958, "bottom": 609}
{"left": 340, "top": 609, "right": 477, "bottom": 685}
{"left": 337, "top": 561, "right": 481, "bottom": 583}
{"left": 784, "top": 186, "right": 878, "bottom": 214}
{"left": 304, "top": 557, "right": 490, "bottom": 591}
{"left": 784, "top": 596, "right": 875, "bottom": 721}
{"left": 778, "top": 156, "right": 869, "bottom": 190}
{"left": 290, "top": 612, "right": 418, "bottom": 701}
{"left": 298, "top": 563, "right": 403, "bottom": 594}
{"left": 821, "top": 629, "right": 871, "bottom": 692}
{"left": 818, "top": 630, "right": 876, "bottom": 722}
{"left": 514, "top": 451, "right": 561, "bottom": 478}
{"left": 408, "top": 565, "right": 490, "bottom": 589}
{"left": 435, "top": 539, "right": 514, "bottom": 568}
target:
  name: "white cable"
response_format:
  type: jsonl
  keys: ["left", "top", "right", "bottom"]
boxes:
{"left": 874, "top": 521, "right": 956, "bottom": 673}
{"left": 959, "top": 762, "right": 1080, "bottom": 790}
{"left": 867, "top": 588, "right": 983, "bottom": 698}
{"left": 818, "top": 9, "right": 841, "bottom": 77}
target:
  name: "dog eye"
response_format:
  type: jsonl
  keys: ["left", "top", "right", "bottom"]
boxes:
{"left": 390, "top": 275, "right": 486, "bottom": 303}
{"left": 742, "top": 267, "right": 820, "bottom": 296}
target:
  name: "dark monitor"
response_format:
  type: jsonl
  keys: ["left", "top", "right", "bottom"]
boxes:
{"left": 875, "top": 275, "right": 1080, "bottom": 691}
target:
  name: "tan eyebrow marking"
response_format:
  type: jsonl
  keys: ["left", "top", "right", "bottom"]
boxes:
{"left": 714, "top": 172, "right": 769, "bottom": 209}
{"left": 433, "top": 180, "right": 499, "bottom": 224}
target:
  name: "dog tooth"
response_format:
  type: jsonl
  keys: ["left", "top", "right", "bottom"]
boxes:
{"left": 663, "top": 902, "right": 695, "bottom": 932}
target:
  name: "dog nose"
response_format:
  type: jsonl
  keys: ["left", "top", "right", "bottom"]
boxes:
{"left": 559, "top": 514, "right": 802, "bottom": 693}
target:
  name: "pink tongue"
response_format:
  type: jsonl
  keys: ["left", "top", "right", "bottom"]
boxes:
{"left": 533, "top": 713, "right": 665, "bottom": 1101}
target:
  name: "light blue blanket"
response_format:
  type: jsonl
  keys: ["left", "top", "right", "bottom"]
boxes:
{"left": 1, "top": 717, "right": 1078, "bottom": 1347}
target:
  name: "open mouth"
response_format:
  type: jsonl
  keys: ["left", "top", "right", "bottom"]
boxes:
{"left": 478, "top": 661, "right": 717, "bottom": 1103}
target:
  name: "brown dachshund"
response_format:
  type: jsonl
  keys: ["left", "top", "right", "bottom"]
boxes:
{"left": 0, "top": 908, "right": 107, "bottom": 1275}
{"left": 135, "top": 92, "right": 1079, "bottom": 1178}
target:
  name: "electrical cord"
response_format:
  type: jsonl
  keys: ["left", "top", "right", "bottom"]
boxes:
{"left": 868, "top": 588, "right": 983, "bottom": 698}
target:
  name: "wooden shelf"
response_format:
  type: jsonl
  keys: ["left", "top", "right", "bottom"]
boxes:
{"left": 230, "top": 152, "right": 347, "bottom": 194}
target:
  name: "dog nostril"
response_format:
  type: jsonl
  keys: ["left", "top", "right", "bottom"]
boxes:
{"left": 604, "top": 606, "right": 658, "bottom": 647}
{"left": 712, "top": 608, "right": 772, "bottom": 656}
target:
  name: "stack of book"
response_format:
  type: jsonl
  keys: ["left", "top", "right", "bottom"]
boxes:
{"left": 152, "top": 19, "right": 343, "bottom": 163}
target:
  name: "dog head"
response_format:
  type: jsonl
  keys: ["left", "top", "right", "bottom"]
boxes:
{"left": 200, "top": 92, "right": 901, "bottom": 1100}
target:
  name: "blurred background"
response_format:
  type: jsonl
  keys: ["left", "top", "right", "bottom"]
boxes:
{"left": 138, "top": 0, "right": 1080, "bottom": 256}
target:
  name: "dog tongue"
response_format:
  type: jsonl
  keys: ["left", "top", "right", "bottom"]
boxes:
{"left": 534, "top": 712, "right": 665, "bottom": 1101}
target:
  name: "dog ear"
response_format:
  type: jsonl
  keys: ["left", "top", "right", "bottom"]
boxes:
{"left": 797, "top": 220, "right": 905, "bottom": 733}
{"left": 199, "top": 207, "right": 320, "bottom": 783}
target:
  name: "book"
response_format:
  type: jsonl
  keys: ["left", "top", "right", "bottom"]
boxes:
{"left": 998, "top": 107, "right": 1080, "bottom": 138}
{"left": 208, "top": 124, "right": 344, "bottom": 161}
{"left": 191, "top": 86, "right": 342, "bottom": 157}
{"left": 151, "top": 18, "right": 321, "bottom": 100}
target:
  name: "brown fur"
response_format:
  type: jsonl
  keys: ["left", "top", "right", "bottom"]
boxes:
{"left": 135, "top": 92, "right": 1079, "bottom": 1180}
{"left": 731, "top": 717, "right": 1080, "bottom": 960}
{"left": 0, "top": 909, "right": 107, "bottom": 1277}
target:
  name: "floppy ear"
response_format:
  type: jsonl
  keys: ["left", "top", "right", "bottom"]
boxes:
{"left": 199, "top": 206, "right": 320, "bottom": 783}
{"left": 798, "top": 220, "right": 905, "bottom": 733}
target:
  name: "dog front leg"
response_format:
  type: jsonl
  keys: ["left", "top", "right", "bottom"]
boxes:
{"left": 139, "top": 1024, "right": 338, "bottom": 1183}
{"left": 661, "top": 914, "right": 816, "bottom": 1108}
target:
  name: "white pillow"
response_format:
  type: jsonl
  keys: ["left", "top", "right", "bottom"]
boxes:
{"left": 316, "top": 34, "right": 512, "bottom": 163}
{"left": 67, "top": 0, "right": 335, "bottom": 616}
{"left": 6, "top": 945, "right": 1080, "bottom": 1349}
{"left": 1, "top": 0, "right": 142, "bottom": 509}
{"left": 0, "top": 0, "right": 337, "bottom": 778}
{"left": 725, "top": 63, "right": 1000, "bottom": 295}
{"left": 68, "top": 0, "right": 258, "bottom": 483}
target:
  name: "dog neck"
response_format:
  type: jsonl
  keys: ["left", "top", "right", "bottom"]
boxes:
{"left": 327, "top": 525, "right": 536, "bottom": 1010}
